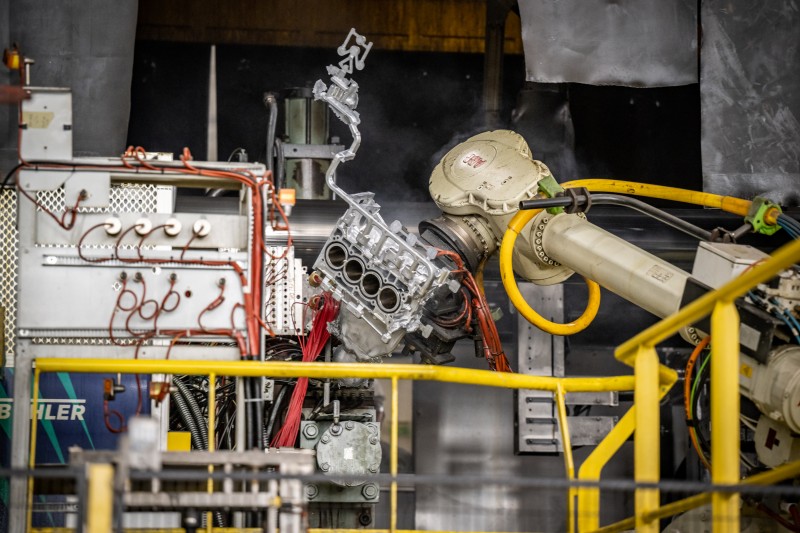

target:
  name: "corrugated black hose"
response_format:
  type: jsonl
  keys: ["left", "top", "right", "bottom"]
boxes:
{"left": 173, "top": 378, "right": 208, "bottom": 450}
{"left": 171, "top": 387, "right": 204, "bottom": 451}
{"left": 263, "top": 384, "right": 289, "bottom": 448}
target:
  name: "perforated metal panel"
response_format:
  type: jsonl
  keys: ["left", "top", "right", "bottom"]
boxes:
{"left": 36, "top": 183, "right": 161, "bottom": 214}
{"left": 0, "top": 189, "right": 19, "bottom": 363}
{"left": 3, "top": 184, "right": 164, "bottom": 365}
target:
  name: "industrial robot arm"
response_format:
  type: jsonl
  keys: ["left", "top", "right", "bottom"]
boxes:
{"left": 424, "top": 130, "right": 713, "bottom": 328}
{"left": 422, "top": 130, "right": 800, "bottom": 469}
{"left": 311, "top": 41, "right": 800, "bottom": 469}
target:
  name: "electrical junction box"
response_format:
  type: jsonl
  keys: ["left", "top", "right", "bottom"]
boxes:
{"left": 692, "top": 241, "right": 769, "bottom": 289}
{"left": 20, "top": 87, "right": 73, "bottom": 161}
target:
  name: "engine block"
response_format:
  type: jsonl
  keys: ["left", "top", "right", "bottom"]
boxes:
{"left": 314, "top": 194, "right": 450, "bottom": 358}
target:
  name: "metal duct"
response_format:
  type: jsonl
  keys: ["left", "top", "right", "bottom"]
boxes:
{"left": 518, "top": 0, "right": 698, "bottom": 87}
{"left": 0, "top": 0, "right": 15, "bottom": 173}
{"left": 3, "top": 0, "right": 138, "bottom": 167}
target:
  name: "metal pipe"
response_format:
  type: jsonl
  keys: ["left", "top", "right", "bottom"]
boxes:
{"left": 274, "top": 138, "right": 285, "bottom": 190}
{"left": 483, "top": 0, "right": 512, "bottom": 128}
{"left": 264, "top": 93, "right": 278, "bottom": 173}
{"left": 519, "top": 197, "right": 577, "bottom": 210}
{"left": 561, "top": 179, "right": 752, "bottom": 217}
{"left": 235, "top": 378, "right": 246, "bottom": 452}
{"left": 519, "top": 193, "right": 715, "bottom": 241}
{"left": 730, "top": 222, "right": 753, "bottom": 241}
{"left": 9, "top": 350, "right": 33, "bottom": 533}
{"left": 591, "top": 194, "right": 714, "bottom": 241}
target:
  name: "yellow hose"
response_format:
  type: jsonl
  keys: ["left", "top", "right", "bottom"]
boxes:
{"left": 500, "top": 178, "right": 748, "bottom": 334}
{"left": 561, "top": 179, "right": 752, "bottom": 216}
{"left": 499, "top": 208, "right": 601, "bottom": 335}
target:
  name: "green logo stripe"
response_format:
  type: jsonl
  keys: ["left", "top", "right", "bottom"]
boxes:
{"left": 37, "top": 494, "right": 56, "bottom": 527}
{"left": 56, "top": 372, "right": 95, "bottom": 450}
{"left": 36, "top": 390, "right": 65, "bottom": 464}
{"left": 0, "top": 379, "right": 12, "bottom": 440}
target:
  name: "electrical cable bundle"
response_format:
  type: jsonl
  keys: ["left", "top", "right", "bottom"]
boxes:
{"left": 271, "top": 292, "right": 340, "bottom": 447}
{"left": 436, "top": 249, "right": 513, "bottom": 372}
{"left": 749, "top": 290, "right": 800, "bottom": 345}
{"left": 684, "top": 336, "right": 712, "bottom": 470}
{"left": 778, "top": 214, "right": 800, "bottom": 240}
{"left": 684, "top": 336, "right": 761, "bottom": 474}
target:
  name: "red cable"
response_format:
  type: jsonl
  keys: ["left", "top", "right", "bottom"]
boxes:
{"left": 272, "top": 293, "right": 340, "bottom": 447}
{"left": 435, "top": 250, "right": 512, "bottom": 372}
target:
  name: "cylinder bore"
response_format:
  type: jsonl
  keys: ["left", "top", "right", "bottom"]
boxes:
{"left": 343, "top": 258, "right": 365, "bottom": 284}
{"left": 325, "top": 243, "right": 348, "bottom": 269}
{"left": 378, "top": 286, "right": 400, "bottom": 313}
{"left": 360, "top": 271, "right": 382, "bottom": 297}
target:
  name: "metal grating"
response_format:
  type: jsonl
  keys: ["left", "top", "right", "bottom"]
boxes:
{"left": 36, "top": 183, "right": 159, "bottom": 214}
{"left": 0, "top": 189, "right": 18, "bottom": 363}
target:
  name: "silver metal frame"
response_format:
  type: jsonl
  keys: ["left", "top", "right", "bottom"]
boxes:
{"left": 9, "top": 162, "right": 265, "bottom": 533}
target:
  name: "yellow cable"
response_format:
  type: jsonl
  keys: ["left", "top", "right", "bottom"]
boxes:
{"left": 498, "top": 178, "right": 751, "bottom": 333}
{"left": 499, "top": 208, "right": 601, "bottom": 335}
{"left": 561, "top": 179, "right": 752, "bottom": 216}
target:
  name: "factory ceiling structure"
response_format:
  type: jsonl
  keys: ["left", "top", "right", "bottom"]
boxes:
{"left": 0, "top": 1, "right": 799, "bottom": 532}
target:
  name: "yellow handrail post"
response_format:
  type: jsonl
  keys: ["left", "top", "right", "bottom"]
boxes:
{"left": 87, "top": 463, "right": 115, "bottom": 533}
{"left": 577, "top": 407, "right": 636, "bottom": 532}
{"left": 27, "top": 367, "right": 42, "bottom": 532}
{"left": 711, "top": 302, "right": 740, "bottom": 531}
{"left": 555, "top": 385, "right": 575, "bottom": 533}
{"left": 634, "top": 346, "right": 660, "bottom": 532}
{"left": 390, "top": 376, "right": 399, "bottom": 533}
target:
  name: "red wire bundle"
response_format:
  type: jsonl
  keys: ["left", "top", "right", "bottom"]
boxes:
{"left": 436, "top": 250, "right": 513, "bottom": 373}
{"left": 272, "top": 293, "right": 340, "bottom": 447}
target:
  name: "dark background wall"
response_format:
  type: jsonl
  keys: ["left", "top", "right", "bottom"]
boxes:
{"left": 127, "top": 43, "right": 702, "bottom": 203}
{"left": 127, "top": 42, "right": 527, "bottom": 202}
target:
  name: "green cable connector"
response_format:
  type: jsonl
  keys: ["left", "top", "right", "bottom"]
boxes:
{"left": 537, "top": 174, "right": 565, "bottom": 214}
{"left": 745, "top": 196, "right": 782, "bottom": 236}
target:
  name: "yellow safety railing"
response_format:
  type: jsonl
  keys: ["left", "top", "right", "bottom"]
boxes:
{"left": 29, "top": 359, "right": 636, "bottom": 533}
{"left": 579, "top": 237, "right": 800, "bottom": 532}
{"left": 24, "top": 236, "right": 800, "bottom": 533}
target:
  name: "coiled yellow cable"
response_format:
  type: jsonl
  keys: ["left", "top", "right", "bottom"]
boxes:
{"left": 499, "top": 179, "right": 752, "bottom": 334}
{"left": 499, "top": 208, "right": 601, "bottom": 335}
